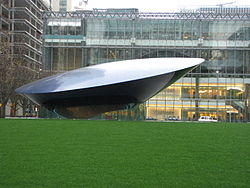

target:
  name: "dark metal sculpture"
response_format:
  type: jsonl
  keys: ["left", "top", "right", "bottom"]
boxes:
{"left": 16, "top": 58, "right": 204, "bottom": 118}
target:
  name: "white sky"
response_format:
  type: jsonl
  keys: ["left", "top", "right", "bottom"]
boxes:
{"left": 72, "top": 0, "right": 250, "bottom": 12}
{"left": 46, "top": 0, "right": 250, "bottom": 12}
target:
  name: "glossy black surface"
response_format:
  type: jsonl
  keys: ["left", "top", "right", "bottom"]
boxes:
{"left": 54, "top": 67, "right": 193, "bottom": 118}
{"left": 16, "top": 58, "right": 204, "bottom": 118}
{"left": 16, "top": 58, "right": 204, "bottom": 94}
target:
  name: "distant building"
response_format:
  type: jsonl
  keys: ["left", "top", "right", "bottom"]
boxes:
{"left": 41, "top": 7, "right": 250, "bottom": 122}
{"left": 0, "top": 0, "right": 48, "bottom": 70}
{"left": 52, "top": 0, "right": 72, "bottom": 12}
{"left": 74, "top": 0, "right": 88, "bottom": 11}
{"left": 0, "top": 0, "right": 9, "bottom": 39}
{"left": 0, "top": 0, "right": 48, "bottom": 116}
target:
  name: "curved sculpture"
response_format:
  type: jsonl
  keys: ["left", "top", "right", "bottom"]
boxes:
{"left": 16, "top": 58, "right": 204, "bottom": 118}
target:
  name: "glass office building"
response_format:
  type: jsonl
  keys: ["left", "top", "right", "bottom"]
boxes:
{"left": 42, "top": 8, "right": 250, "bottom": 122}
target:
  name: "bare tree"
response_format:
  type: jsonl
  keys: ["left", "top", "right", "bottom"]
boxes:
{"left": 0, "top": 35, "right": 13, "bottom": 117}
{"left": 0, "top": 32, "right": 38, "bottom": 118}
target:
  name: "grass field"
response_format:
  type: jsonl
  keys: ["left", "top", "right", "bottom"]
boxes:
{"left": 0, "top": 119, "right": 249, "bottom": 187}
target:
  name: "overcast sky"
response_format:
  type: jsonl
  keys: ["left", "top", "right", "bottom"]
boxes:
{"left": 46, "top": 0, "right": 250, "bottom": 12}
{"left": 72, "top": 0, "right": 250, "bottom": 12}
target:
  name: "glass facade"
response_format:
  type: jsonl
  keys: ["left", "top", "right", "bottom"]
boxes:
{"left": 42, "top": 8, "right": 250, "bottom": 122}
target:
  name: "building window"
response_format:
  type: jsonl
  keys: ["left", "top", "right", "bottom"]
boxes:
{"left": 59, "top": 0, "right": 67, "bottom": 6}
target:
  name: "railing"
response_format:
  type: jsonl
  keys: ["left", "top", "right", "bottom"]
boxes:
{"left": 225, "top": 100, "right": 245, "bottom": 113}
{"left": 42, "top": 10, "right": 250, "bottom": 21}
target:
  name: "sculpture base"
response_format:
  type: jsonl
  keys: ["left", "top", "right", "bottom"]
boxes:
{"left": 55, "top": 104, "right": 131, "bottom": 119}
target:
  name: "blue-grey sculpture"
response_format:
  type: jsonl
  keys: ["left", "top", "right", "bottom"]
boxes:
{"left": 16, "top": 58, "right": 204, "bottom": 118}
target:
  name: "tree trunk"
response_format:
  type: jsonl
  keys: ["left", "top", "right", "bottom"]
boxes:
{"left": 0, "top": 104, "right": 6, "bottom": 118}
{"left": 22, "top": 99, "right": 28, "bottom": 116}
{"left": 10, "top": 103, "right": 17, "bottom": 117}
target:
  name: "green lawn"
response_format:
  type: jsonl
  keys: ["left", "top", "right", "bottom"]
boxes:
{"left": 0, "top": 119, "right": 249, "bottom": 187}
